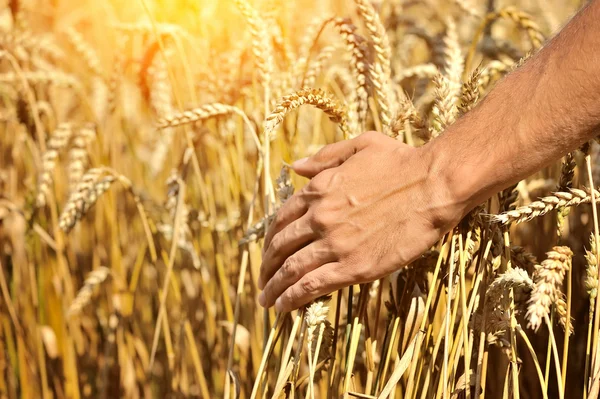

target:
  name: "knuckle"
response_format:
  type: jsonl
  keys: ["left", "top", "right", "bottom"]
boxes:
{"left": 330, "top": 237, "right": 350, "bottom": 255}
{"left": 309, "top": 171, "right": 334, "bottom": 194}
{"left": 361, "top": 130, "right": 378, "bottom": 141}
{"left": 309, "top": 209, "right": 330, "bottom": 231}
{"left": 281, "top": 257, "right": 299, "bottom": 280}
{"left": 269, "top": 234, "right": 283, "bottom": 255}
{"left": 301, "top": 276, "right": 319, "bottom": 296}
{"left": 353, "top": 264, "right": 371, "bottom": 283}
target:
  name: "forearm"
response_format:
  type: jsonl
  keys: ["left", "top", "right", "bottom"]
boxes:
{"left": 430, "top": 0, "right": 600, "bottom": 215}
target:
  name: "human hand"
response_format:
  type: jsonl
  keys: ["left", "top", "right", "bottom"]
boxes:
{"left": 258, "top": 131, "right": 465, "bottom": 312}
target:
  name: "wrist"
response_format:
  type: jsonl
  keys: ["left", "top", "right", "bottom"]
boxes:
{"left": 422, "top": 125, "right": 485, "bottom": 223}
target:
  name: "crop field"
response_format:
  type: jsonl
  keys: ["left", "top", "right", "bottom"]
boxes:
{"left": 0, "top": 0, "right": 597, "bottom": 398}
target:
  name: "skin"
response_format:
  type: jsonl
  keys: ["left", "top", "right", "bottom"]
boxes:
{"left": 259, "top": 0, "right": 600, "bottom": 313}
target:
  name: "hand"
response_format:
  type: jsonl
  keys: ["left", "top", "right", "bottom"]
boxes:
{"left": 258, "top": 131, "right": 464, "bottom": 312}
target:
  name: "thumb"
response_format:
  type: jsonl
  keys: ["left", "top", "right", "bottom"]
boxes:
{"left": 292, "top": 135, "right": 368, "bottom": 178}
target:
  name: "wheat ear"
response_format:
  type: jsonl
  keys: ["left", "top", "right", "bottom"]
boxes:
{"left": 430, "top": 73, "right": 457, "bottom": 137}
{"left": 441, "top": 18, "right": 464, "bottom": 104}
{"left": 526, "top": 246, "right": 573, "bottom": 332}
{"left": 67, "top": 267, "right": 111, "bottom": 317}
{"left": 353, "top": 0, "right": 393, "bottom": 130}
{"left": 36, "top": 123, "right": 75, "bottom": 207}
{"left": 64, "top": 27, "right": 103, "bottom": 76}
{"left": 67, "top": 124, "right": 96, "bottom": 192}
{"left": 58, "top": 168, "right": 116, "bottom": 233}
{"left": 493, "top": 187, "right": 600, "bottom": 225}
{"left": 234, "top": 0, "right": 273, "bottom": 111}
{"left": 334, "top": 17, "right": 369, "bottom": 132}
{"left": 265, "top": 88, "right": 349, "bottom": 138}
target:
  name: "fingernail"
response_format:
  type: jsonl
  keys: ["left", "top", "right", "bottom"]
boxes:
{"left": 257, "top": 277, "right": 264, "bottom": 290}
{"left": 275, "top": 298, "right": 283, "bottom": 313}
{"left": 292, "top": 157, "right": 308, "bottom": 168}
{"left": 258, "top": 292, "right": 266, "bottom": 307}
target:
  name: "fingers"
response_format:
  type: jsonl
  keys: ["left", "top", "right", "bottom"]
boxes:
{"left": 258, "top": 214, "right": 316, "bottom": 289}
{"left": 259, "top": 242, "right": 335, "bottom": 308}
{"left": 274, "top": 263, "right": 345, "bottom": 313}
{"left": 292, "top": 132, "right": 374, "bottom": 178}
{"left": 263, "top": 193, "right": 308, "bottom": 252}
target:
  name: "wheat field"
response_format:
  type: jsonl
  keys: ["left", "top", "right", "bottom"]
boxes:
{"left": 0, "top": 0, "right": 598, "bottom": 398}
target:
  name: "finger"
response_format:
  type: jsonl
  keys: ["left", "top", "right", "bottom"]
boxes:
{"left": 275, "top": 263, "right": 346, "bottom": 313}
{"left": 258, "top": 214, "right": 316, "bottom": 289}
{"left": 259, "top": 241, "right": 334, "bottom": 308}
{"left": 292, "top": 133, "right": 372, "bottom": 178}
{"left": 263, "top": 193, "right": 308, "bottom": 252}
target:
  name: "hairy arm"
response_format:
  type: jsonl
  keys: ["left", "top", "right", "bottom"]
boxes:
{"left": 435, "top": 0, "right": 600, "bottom": 213}
{"left": 258, "top": 0, "right": 600, "bottom": 313}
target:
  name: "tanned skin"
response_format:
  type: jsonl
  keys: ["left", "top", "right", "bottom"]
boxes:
{"left": 258, "top": 0, "right": 600, "bottom": 313}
